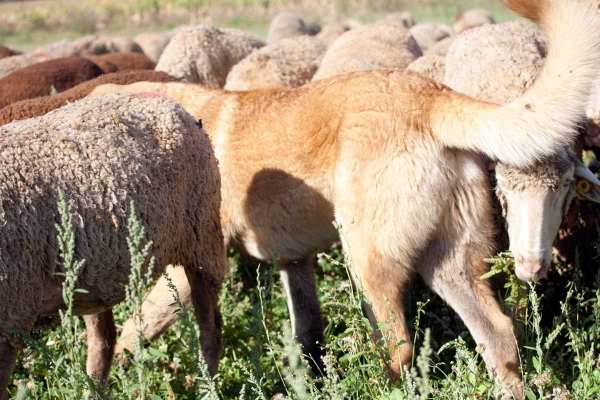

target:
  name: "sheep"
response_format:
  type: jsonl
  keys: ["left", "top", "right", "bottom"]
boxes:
{"left": 406, "top": 54, "right": 445, "bottom": 83}
{"left": 311, "top": 22, "right": 423, "bottom": 81}
{"left": 408, "top": 23, "right": 454, "bottom": 53}
{"left": 424, "top": 36, "right": 455, "bottom": 56}
{"left": 0, "top": 70, "right": 176, "bottom": 125}
{"left": 0, "top": 45, "right": 20, "bottom": 60}
{"left": 155, "top": 25, "right": 265, "bottom": 87}
{"left": 0, "top": 57, "right": 104, "bottom": 109}
{"left": 85, "top": 52, "right": 156, "bottom": 74}
{"left": 443, "top": 21, "right": 546, "bottom": 105}
{"left": 0, "top": 53, "right": 52, "bottom": 80}
{"left": 224, "top": 35, "right": 328, "bottom": 91}
{"left": 267, "top": 12, "right": 320, "bottom": 43}
{"left": 134, "top": 30, "right": 177, "bottom": 63}
{"left": 108, "top": 36, "right": 144, "bottom": 54}
{"left": 376, "top": 11, "right": 416, "bottom": 29}
{"left": 0, "top": 92, "right": 226, "bottom": 399}
{"left": 33, "top": 35, "right": 118, "bottom": 58}
{"left": 90, "top": 2, "right": 600, "bottom": 396}
{"left": 453, "top": 8, "right": 495, "bottom": 34}
{"left": 443, "top": 15, "right": 598, "bottom": 283}
{"left": 316, "top": 19, "right": 361, "bottom": 42}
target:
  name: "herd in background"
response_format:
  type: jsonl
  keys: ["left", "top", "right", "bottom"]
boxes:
{"left": 2, "top": 1, "right": 600, "bottom": 399}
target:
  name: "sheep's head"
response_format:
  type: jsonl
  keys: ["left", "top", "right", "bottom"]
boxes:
{"left": 494, "top": 148, "right": 600, "bottom": 281}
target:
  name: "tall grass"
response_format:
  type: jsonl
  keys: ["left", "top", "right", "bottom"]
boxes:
{"left": 8, "top": 196, "right": 600, "bottom": 399}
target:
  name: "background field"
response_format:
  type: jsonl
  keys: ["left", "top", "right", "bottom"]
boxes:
{"left": 0, "top": 0, "right": 516, "bottom": 51}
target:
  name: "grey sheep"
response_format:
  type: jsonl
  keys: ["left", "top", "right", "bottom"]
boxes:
{"left": 424, "top": 36, "right": 455, "bottom": 56}
{"left": 155, "top": 25, "right": 265, "bottom": 87}
{"left": 376, "top": 11, "right": 415, "bottom": 29}
{"left": 444, "top": 21, "right": 546, "bottom": 105}
{"left": 316, "top": 19, "right": 362, "bottom": 42}
{"left": 453, "top": 8, "right": 495, "bottom": 34}
{"left": 0, "top": 53, "right": 53, "bottom": 80}
{"left": 408, "top": 23, "right": 454, "bottom": 53}
{"left": 225, "top": 35, "right": 328, "bottom": 91}
{"left": 312, "top": 22, "right": 423, "bottom": 81}
{"left": 267, "top": 12, "right": 320, "bottom": 43}
{"left": 134, "top": 30, "right": 178, "bottom": 63}
{"left": 33, "top": 35, "right": 119, "bottom": 58}
{"left": 0, "top": 93, "right": 226, "bottom": 396}
{"left": 407, "top": 54, "right": 446, "bottom": 83}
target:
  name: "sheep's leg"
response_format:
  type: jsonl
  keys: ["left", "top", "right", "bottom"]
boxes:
{"left": 83, "top": 309, "right": 116, "bottom": 392}
{"left": 115, "top": 265, "right": 192, "bottom": 357}
{"left": 184, "top": 268, "right": 222, "bottom": 377}
{"left": 0, "top": 340, "right": 17, "bottom": 400}
{"left": 418, "top": 241, "right": 522, "bottom": 399}
{"left": 278, "top": 256, "right": 325, "bottom": 374}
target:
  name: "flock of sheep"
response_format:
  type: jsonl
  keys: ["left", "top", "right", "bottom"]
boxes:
{"left": 1, "top": 0, "right": 600, "bottom": 398}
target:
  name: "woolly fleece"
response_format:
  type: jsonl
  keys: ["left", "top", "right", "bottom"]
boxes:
{"left": 0, "top": 70, "right": 176, "bottom": 125}
{"left": 85, "top": 52, "right": 156, "bottom": 73}
{"left": 0, "top": 53, "right": 52, "bottom": 80}
{"left": 443, "top": 21, "right": 546, "bottom": 105}
{"left": 407, "top": 55, "right": 446, "bottom": 83}
{"left": 0, "top": 57, "right": 104, "bottom": 109}
{"left": 155, "top": 25, "right": 265, "bottom": 87}
{"left": 408, "top": 23, "right": 454, "bottom": 53}
{"left": 225, "top": 35, "right": 327, "bottom": 91}
{"left": 266, "top": 12, "right": 319, "bottom": 43}
{"left": 0, "top": 92, "right": 224, "bottom": 344}
{"left": 312, "top": 23, "right": 423, "bottom": 81}
{"left": 453, "top": 9, "right": 495, "bottom": 34}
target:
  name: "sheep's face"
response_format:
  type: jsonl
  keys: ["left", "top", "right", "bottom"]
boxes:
{"left": 495, "top": 149, "right": 600, "bottom": 281}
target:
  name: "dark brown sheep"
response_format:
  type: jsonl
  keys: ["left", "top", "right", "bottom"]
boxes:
{"left": 0, "top": 46, "right": 20, "bottom": 60}
{"left": 0, "top": 57, "right": 104, "bottom": 109}
{"left": 85, "top": 52, "right": 156, "bottom": 73}
{"left": 0, "top": 70, "right": 176, "bottom": 125}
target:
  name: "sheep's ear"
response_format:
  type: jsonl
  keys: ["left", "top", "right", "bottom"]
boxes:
{"left": 573, "top": 159, "right": 600, "bottom": 203}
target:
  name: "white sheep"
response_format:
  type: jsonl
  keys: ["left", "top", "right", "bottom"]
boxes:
{"left": 312, "top": 22, "right": 423, "bottom": 81}
{"left": 225, "top": 35, "right": 328, "bottom": 91}
{"left": 0, "top": 93, "right": 226, "bottom": 397}
{"left": 155, "top": 25, "right": 265, "bottom": 87}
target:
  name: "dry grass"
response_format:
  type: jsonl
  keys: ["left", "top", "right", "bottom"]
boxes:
{"left": 0, "top": 0, "right": 517, "bottom": 51}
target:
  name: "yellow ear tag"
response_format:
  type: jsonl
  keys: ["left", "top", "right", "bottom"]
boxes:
{"left": 576, "top": 178, "right": 592, "bottom": 199}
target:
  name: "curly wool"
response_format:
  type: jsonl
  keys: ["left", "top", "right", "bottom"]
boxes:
{"left": 0, "top": 57, "right": 104, "bottom": 109}
{"left": 0, "top": 92, "right": 224, "bottom": 343}
{"left": 316, "top": 20, "right": 361, "bottom": 42}
{"left": 443, "top": 21, "right": 546, "bottom": 105}
{"left": 155, "top": 25, "right": 265, "bottom": 87}
{"left": 312, "top": 23, "right": 423, "bottom": 81}
{"left": 225, "top": 36, "right": 327, "bottom": 91}
{"left": 134, "top": 30, "right": 177, "bottom": 63}
{"left": 407, "top": 55, "right": 446, "bottom": 83}
{"left": 453, "top": 9, "right": 495, "bottom": 34}
{"left": 425, "top": 36, "right": 455, "bottom": 56}
{"left": 267, "top": 12, "right": 320, "bottom": 43}
{"left": 33, "top": 35, "right": 119, "bottom": 58}
{"left": 408, "top": 23, "right": 454, "bottom": 53}
{"left": 85, "top": 52, "right": 156, "bottom": 73}
{"left": 0, "top": 53, "right": 52, "bottom": 79}
{"left": 0, "top": 70, "right": 176, "bottom": 125}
